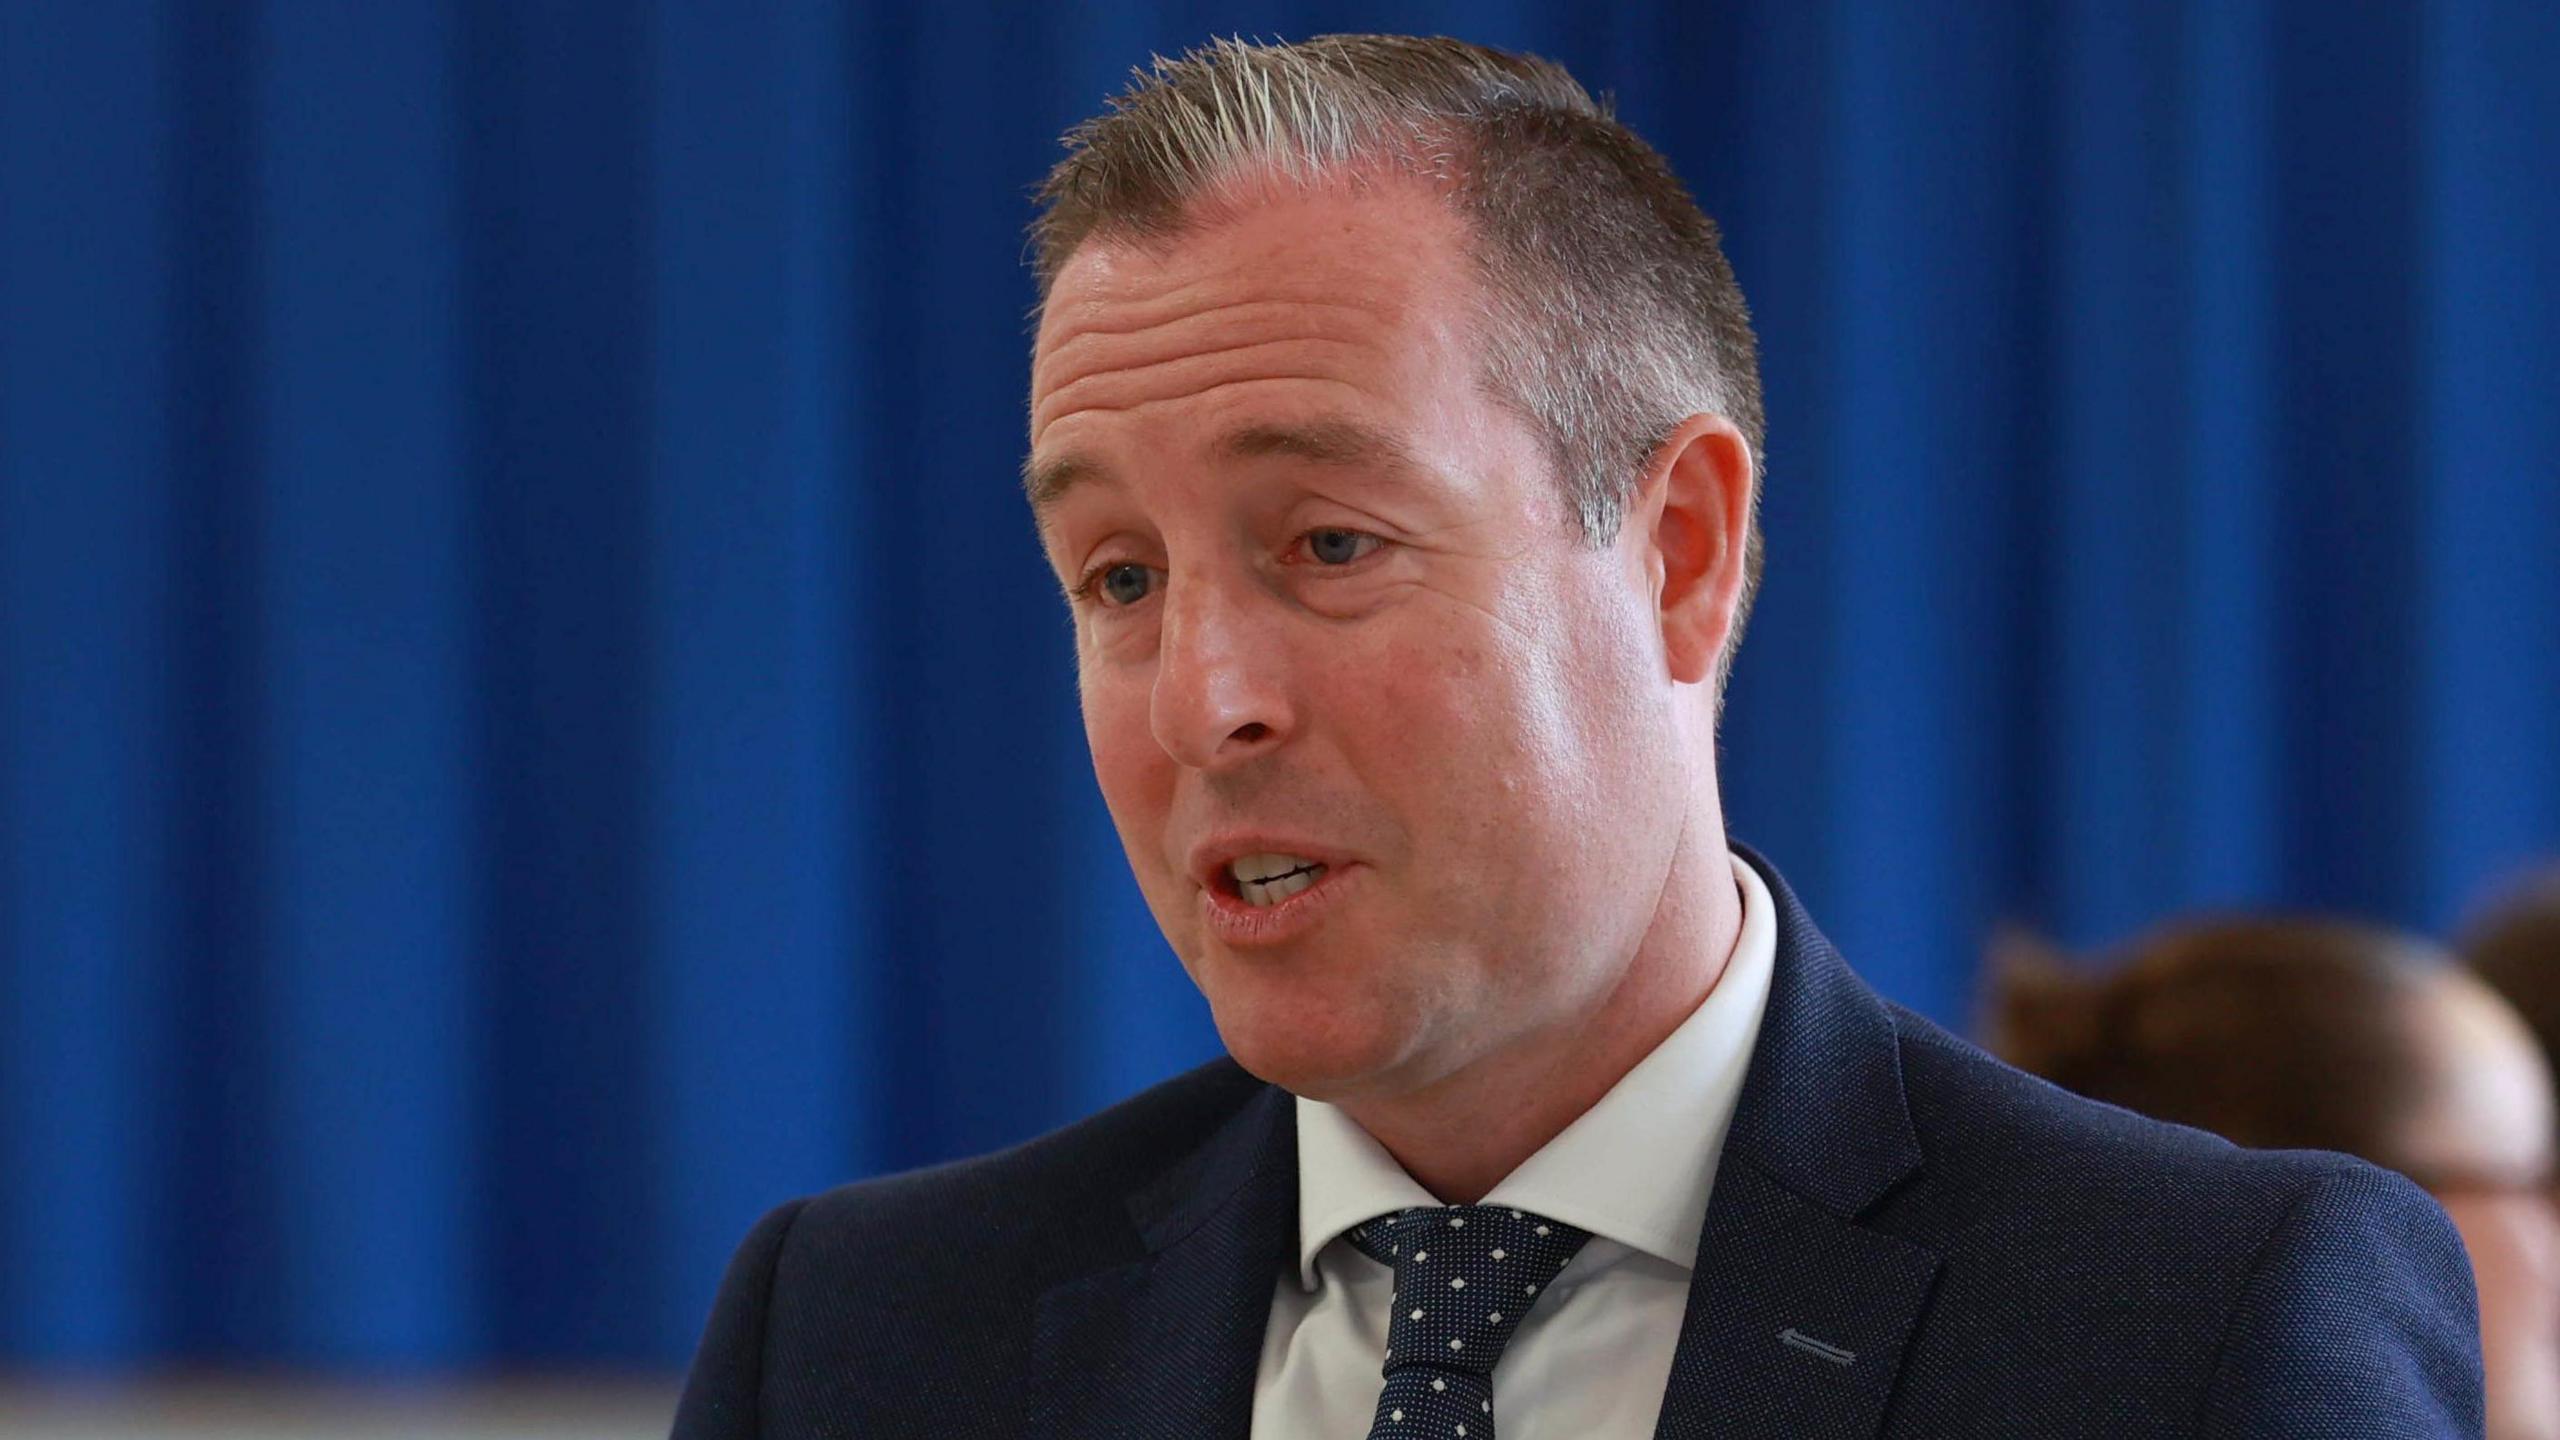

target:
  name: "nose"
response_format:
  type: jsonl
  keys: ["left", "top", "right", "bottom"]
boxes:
{"left": 1150, "top": 571, "right": 1293, "bottom": 770}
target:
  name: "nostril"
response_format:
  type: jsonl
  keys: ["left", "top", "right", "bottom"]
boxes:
{"left": 1230, "top": 722, "right": 1272, "bottom": 744}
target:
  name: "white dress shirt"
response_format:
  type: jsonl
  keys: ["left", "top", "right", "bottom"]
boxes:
{"left": 1250, "top": 851, "right": 1780, "bottom": 1439}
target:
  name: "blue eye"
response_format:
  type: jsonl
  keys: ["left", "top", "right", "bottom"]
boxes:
{"left": 1095, "top": 563, "right": 1156, "bottom": 607}
{"left": 1306, "top": 529, "right": 1380, "bottom": 565}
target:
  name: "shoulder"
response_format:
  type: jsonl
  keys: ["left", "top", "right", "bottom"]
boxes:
{"left": 1875, "top": 1008, "right": 2481, "bottom": 1434}
{"left": 1886, "top": 1005, "right": 2321, "bottom": 1227}
{"left": 777, "top": 1055, "right": 1270, "bottom": 1276}
{"left": 1881, "top": 1000, "right": 2459, "bottom": 1257}
{"left": 673, "top": 1058, "right": 1275, "bottom": 1438}
{"left": 673, "top": 1058, "right": 1274, "bottom": 1438}
{"left": 2192, "top": 1133, "right": 2484, "bottom": 1433}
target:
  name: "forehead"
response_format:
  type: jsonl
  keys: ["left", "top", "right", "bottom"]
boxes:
{"left": 2403, "top": 972, "right": 2557, "bottom": 1178}
{"left": 1028, "top": 179, "right": 1481, "bottom": 450}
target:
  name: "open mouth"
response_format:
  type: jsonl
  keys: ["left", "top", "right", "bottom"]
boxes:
{"left": 1224, "top": 853, "right": 1329, "bottom": 908}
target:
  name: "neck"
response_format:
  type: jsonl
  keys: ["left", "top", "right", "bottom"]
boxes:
{"left": 1339, "top": 815, "right": 1746, "bottom": 1204}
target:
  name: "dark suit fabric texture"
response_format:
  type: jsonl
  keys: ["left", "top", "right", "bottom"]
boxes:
{"left": 671, "top": 849, "right": 2484, "bottom": 1438}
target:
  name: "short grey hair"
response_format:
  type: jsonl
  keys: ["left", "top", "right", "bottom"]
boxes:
{"left": 1032, "top": 34, "right": 1766, "bottom": 675}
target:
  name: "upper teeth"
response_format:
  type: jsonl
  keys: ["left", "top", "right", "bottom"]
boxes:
{"left": 1230, "top": 852, "right": 1325, "bottom": 906}
{"left": 1231, "top": 853, "right": 1318, "bottom": 884}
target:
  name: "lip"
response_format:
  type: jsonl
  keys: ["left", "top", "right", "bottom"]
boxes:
{"left": 1199, "top": 861, "right": 1362, "bottom": 948}
{"left": 1186, "top": 835, "right": 1360, "bottom": 949}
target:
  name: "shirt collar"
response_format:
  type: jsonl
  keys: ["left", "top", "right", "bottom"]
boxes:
{"left": 1291, "top": 850, "right": 1780, "bottom": 1286}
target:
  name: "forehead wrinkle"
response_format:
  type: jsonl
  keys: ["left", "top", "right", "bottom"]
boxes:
{"left": 1027, "top": 196, "right": 1487, "bottom": 510}
{"left": 1031, "top": 241, "right": 1432, "bottom": 420}
{"left": 1038, "top": 203, "right": 1433, "bottom": 341}
{"left": 1042, "top": 292, "right": 1393, "bottom": 347}
{"left": 1031, "top": 338, "right": 1389, "bottom": 440}
{"left": 1033, "top": 297, "right": 1403, "bottom": 411}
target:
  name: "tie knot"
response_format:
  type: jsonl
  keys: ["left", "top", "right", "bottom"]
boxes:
{"left": 1344, "top": 1204, "right": 1590, "bottom": 1378}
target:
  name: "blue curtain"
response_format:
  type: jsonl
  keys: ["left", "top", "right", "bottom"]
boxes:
{"left": 2, "top": 0, "right": 2553, "bottom": 1371}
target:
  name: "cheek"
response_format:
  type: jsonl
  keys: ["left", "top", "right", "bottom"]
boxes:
{"left": 1080, "top": 664, "right": 1167, "bottom": 836}
{"left": 1349, "top": 630, "right": 1504, "bottom": 783}
{"left": 1351, "top": 582, "right": 1656, "bottom": 855}
{"left": 1472, "top": 582, "right": 1662, "bottom": 796}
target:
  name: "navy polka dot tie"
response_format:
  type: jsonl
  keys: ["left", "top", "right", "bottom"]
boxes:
{"left": 1345, "top": 1205, "right": 1592, "bottom": 1439}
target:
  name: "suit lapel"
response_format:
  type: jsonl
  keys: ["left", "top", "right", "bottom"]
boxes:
{"left": 1027, "top": 1081, "right": 1296, "bottom": 1439}
{"left": 1652, "top": 847, "right": 1942, "bottom": 1439}
{"left": 1026, "top": 848, "right": 1938, "bottom": 1439}
{"left": 1649, "top": 1160, "right": 1939, "bottom": 1438}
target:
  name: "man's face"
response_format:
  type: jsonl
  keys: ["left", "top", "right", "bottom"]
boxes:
{"left": 1028, "top": 180, "right": 1693, "bottom": 1104}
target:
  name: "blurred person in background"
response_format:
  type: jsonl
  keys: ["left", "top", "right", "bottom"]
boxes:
{"left": 1993, "top": 919, "right": 2560, "bottom": 1440}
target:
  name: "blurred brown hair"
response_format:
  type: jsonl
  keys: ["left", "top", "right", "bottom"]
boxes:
{"left": 1986, "top": 918, "right": 2447, "bottom": 1172}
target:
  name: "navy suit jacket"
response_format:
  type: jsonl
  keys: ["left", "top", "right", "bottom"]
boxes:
{"left": 673, "top": 850, "right": 2483, "bottom": 1437}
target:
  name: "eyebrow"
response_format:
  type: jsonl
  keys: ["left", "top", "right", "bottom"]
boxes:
{"left": 1021, "top": 451, "right": 1106, "bottom": 510}
{"left": 1022, "top": 418, "right": 1430, "bottom": 511}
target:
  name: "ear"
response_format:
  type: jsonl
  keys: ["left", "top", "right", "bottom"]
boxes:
{"left": 1627, "top": 413, "right": 1755, "bottom": 686}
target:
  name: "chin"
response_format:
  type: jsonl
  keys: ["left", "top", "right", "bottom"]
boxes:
{"left": 1208, "top": 985, "right": 1414, "bottom": 1100}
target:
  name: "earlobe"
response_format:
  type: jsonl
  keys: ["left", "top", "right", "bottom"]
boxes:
{"left": 1644, "top": 415, "right": 1754, "bottom": 686}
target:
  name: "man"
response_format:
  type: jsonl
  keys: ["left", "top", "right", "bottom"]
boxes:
{"left": 674, "top": 35, "right": 2480, "bottom": 1437}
